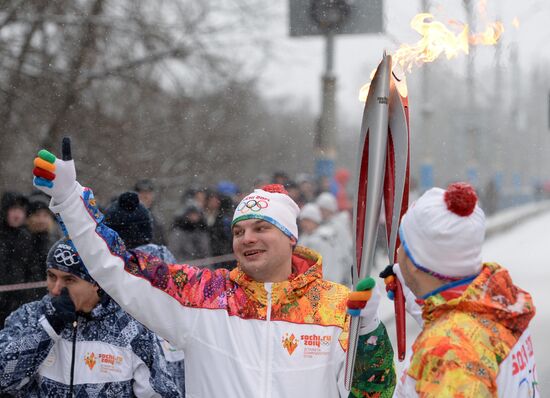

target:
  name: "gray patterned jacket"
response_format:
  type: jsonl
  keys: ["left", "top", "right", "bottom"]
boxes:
{"left": 0, "top": 295, "right": 181, "bottom": 397}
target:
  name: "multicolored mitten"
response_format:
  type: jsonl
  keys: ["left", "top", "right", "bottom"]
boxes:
{"left": 33, "top": 137, "right": 77, "bottom": 203}
{"left": 346, "top": 277, "right": 376, "bottom": 317}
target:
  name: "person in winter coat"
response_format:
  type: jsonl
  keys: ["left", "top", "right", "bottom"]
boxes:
{"left": 0, "top": 192, "right": 33, "bottom": 326}
{"left": 134, "top": 179, "right": 167, "bottom": 246}
{"left": 204, "top": 190, "right": 233, "bottom": 258}
{"left": 168, "top": 203, "right": 211, "bottom": 261}
{"left": 25, "top": 198, "right": 61, "bottom": 302}
{"left": 104, "top": 191, "right": 154, "bottom": 250}
{"left": 0, "top": 238, "right": 181, "bottom": 397}
{"left": 298, "top": 203, "right": 352, "bottom": 287}
{"left": 32, "top": 144, "right": 396, "bottom": 398}
{"left": 315, "top": 192, "right": 354, "bottom": 287}
{"left": 387, "top": 182, "right": 539, "bottom": 397}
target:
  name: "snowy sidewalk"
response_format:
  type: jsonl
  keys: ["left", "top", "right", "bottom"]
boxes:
{"left": 483, "top": 208, "right": 550, "bottom": 394}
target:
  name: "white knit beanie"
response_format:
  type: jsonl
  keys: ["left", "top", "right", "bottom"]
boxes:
{"left": 232, "top": 184, "right": 299, "bottom": 240}
{"left": 299, "top": 203, "right": 322, "bottom": 224}
{"left": 316, "top": 192, "right": 338, "bottom": 212}
{"left": 399, "top": 182, "right": 486, "bottom": 280}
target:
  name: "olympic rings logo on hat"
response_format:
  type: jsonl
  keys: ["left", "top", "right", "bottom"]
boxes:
{"left": 237, "top": 199, "right": 269, "bottom": 214}
{"left": 53, "top": 248, "right": 79, "bottom": 267}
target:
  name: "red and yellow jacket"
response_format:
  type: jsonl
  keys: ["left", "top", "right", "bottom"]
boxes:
{"left": 396, "top": 263, "right": 538, "bottom": 398}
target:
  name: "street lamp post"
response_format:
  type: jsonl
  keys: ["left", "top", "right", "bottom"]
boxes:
{"left": 310, "top": 0, "right": 351, "bottom": 180}
{"left": 288, "top": 0, "right": 384, "bottom": 181}
{"left": 463, "top": 0, "right": 479, "bottom": 187}
{"left": 419, "top": 0, "right": 434, "bottom": 193}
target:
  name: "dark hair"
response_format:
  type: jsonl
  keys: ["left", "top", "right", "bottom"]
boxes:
{"left": 134, "top": 179, "right": 155, "bottom": 193}
{"left": 27, "top": 200, "right": 51, "bottom": 216}
{"left": 1, "top": 191, "right": 29, "bottom": 211}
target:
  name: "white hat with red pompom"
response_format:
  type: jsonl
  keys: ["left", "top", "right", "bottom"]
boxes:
{"left": 399, "top": 182, "right": 486, "bottom": 280}
{"left": 232, "top": 184, "right": 300, "bottom": 240}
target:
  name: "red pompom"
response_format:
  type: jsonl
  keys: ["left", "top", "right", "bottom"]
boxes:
{"left": 261, "top": 184, "right": 288, "bottom": 195}
{"left": 444, "top": 182, "right": 477, "bottom": 216}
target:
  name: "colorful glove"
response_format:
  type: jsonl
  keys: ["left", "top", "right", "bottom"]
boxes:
{"left": 46, "top": 288, "right": 77, "bottom": 334}
{"left": 33, "top": 137, "right": 77, "bottom": 204}
{"left": 379, "top": 264, "right": 397, "bottom": 300}
{"left": 380, "top": 263, "right": 424, "bottom": 327}
{"left": 346, "top": 277, "right": 376, "bottom": 317}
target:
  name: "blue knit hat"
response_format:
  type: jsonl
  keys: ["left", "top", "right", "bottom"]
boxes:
{"left": 47, "top": 238, "right": 94, "bottom": 284}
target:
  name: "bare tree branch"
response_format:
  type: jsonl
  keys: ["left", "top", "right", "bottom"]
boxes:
{"left": 0, "top": 0, "right": 27, "bottom": 31}
{"left": 1, "top": 2, "right": 46, "bottom": 127}
{"left": 79, "top": 45, "right": 189, "bottom": 84}
{"left": 41, "top": 0, "right": 105, "bottom": 148}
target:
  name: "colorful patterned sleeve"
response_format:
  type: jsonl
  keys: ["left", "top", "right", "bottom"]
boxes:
{"left": 350, "top": 322, "right": 396, "bottom": 398}
{"left": 77, "top": 187, "right": 232, "bottom": 309}
{"left": 125, "top": 250, "right": 233, "bottom": 309}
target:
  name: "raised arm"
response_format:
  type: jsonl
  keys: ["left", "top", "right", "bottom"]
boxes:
{"left": 32, "top": 140, "right": 209, "bottom": 349}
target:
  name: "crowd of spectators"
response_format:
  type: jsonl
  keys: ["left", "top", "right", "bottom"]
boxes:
{"left": 0, "top": 190, "right": 61, "bottom": 326}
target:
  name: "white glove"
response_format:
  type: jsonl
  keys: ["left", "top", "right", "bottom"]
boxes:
{"left": 32, "top": 138, "right": 77, "bottom": 204}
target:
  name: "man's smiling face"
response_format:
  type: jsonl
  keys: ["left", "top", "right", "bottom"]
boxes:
{"left": 232, "top": 219, "right": 295, "bottom": 283}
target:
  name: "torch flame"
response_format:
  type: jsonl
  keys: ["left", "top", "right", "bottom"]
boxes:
{"left": 469, "top": 21, "right": 504, "bottom": 45}
{"left": 359, "top": 12, "right": 504, "bottom": 101}
{"left": 394, "top": 13, "right": 469, "bottom": 73}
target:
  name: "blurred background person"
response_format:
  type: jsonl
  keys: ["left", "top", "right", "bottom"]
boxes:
{"left": 216, "top": 180, "right": 240, "bottom": 207}
{"left": 134, "top": 179, "right": 166, "bottom": 245}
{"left": 181, "top": 186, "right": 208, "bottom": 212}
{"left": 296, "top": 173, "right": 318, "bottom": 204}
{"left": 334, "top": 168, "right": 352, "bottom": 213}
{"left": 105, "top": 191, "right": 154, "bottom": 250}
{"left": 168, "top": 203, "right": 210, "bottom": 261}
{"left": 24, "top": 194, "right": 60, "bottom": 303}
{"left": 316, "top": 192, "right": 353, "bottom": 282}
{"left": 204, "top": 189, "right": 233, "bottom": 260}
{"left": 298, "top": 203, "right": 351, "bottom": 287}
{"left": 252, "top": 174, "right": 270, "bottom": 190}
{"left": 0, "top": 192, "right": 32, "bottom": 326}
{"left": 284, "top": 180, "right": 304, "bottom": 208}
{"left": 272, "top": 171, "right": 290, "bottom": 186}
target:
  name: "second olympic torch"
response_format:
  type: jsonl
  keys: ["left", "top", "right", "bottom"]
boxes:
{"left": 344, "top": 53, "right": 410, "bottom": 390}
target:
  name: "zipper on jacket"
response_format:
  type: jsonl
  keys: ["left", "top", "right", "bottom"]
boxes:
{"left": 69, "top": 319, "right": 78, "bottom": 397}
{"left": 262, "top": 283, "right": 273, "bottom": 398}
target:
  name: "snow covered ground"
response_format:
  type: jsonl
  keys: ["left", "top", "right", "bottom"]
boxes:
{"left": 377, "top": 206, "right": 549, "bottom": 394}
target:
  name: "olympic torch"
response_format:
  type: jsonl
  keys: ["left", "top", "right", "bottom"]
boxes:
{"left": 344, "top": 52, "right": 410, "bottom": 390}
